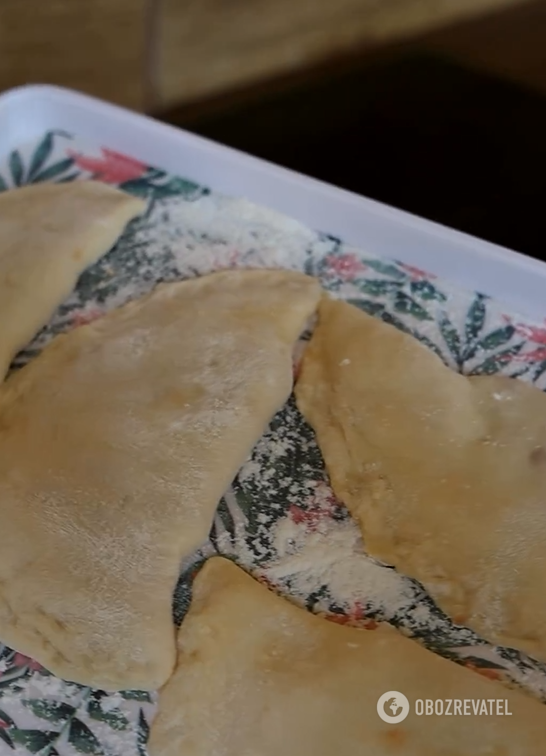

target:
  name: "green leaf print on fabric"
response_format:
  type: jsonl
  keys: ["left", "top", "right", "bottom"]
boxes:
{"left": 393, "top": 291, "right": 432, "bottom": 320}
{"left": 463, "top": 325, "right": 516, "bottom": 361}
{"left": 210, "top": 498, "right": 236, "bottom": 553}
{"left": 119, "top": 174, "right": 205, "bottom": 202}
{"left": 0, "top": 727, "right": 13, "bottom": 750}
{"left": 116, "top": 178, "right": 152, "bottom": 199}
{"left": 345, "top": 299, "right": 386, "bottom": 317}
{"left": 57, "top": 172, "right": 80, "bottom": 183}
{"left": 532, "top": 360, "right": 546, "bottom": 382}
{"left": 410, "top": 279, "right": 447, "bottom": 302}
{"left": 31, "top": 158, "right": 75, "bottom": 184}
{"left": 358, "top": 279, "right": 403, "bottom": 296}
{"left": 411, "top": 330, "right": 446, "bottom": 362}
{"left": 68, "top": 718, "right": 104, "bottom": 755}
{"left": 137, "top": 709, "right": 149, "bottom": 756}
{"left": 23, "top": 699, "right": 76, "bottom": 724}
{"left": 0, "top": 708, "right": 14, "bottom": 728}
{"left": 464, "top": 293, "right": 487, "bottom": 344}
{"left": 1, "top": 133, "right": 75, "bottom": 190}
{"left": 0, "top": 665, "right": 33, "bottom": 691}
{"left": 9, "top": 150, "right": 24, "bottom": 186}
{"left": 381, "top": 309, "right": 413, "bottom": 334}
{"left": 153, "top": 176, "right": 204, "bottom": 199}
{"left": 362, "top": 258, "right": 406, "bottom": 279}
{"left": 438, "top": 312, "right": 462, "bottom": 366}
{"left": 437, "top": 309, "right": 521, "bottom": 372}
{"left": 27, "top": 133, "right": 55, "bottom": 181}
{"left": 119, "top": 690, "right": 153, "bottom": 703}
{"left": 9, "top": 729, "right": 58, "bottom": 754}
{"left": 172, "top": 570, "right": 197, "bottom": 627}
{"left": 470, "top": 343, "right": 525, "bottom": 375}
{"left": 88, "top": 694, "right": 130, "bottom": 730}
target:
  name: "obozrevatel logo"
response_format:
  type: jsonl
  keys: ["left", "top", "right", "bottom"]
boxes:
{"left": 377, "top": 691, "right": 410, "bottom": 723}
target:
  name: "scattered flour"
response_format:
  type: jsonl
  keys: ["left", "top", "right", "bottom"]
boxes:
{"left": 3, "top": 146, "right": 546, "bottom": 756}
{"left": 267, "top": 518, "right": 409, "bottom": 610}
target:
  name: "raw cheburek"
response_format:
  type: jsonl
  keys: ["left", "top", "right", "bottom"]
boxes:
{"left": 296, "top": 295, "right": 546, "bottom": 661}
{"left": 149, "top": 557, "right": 546, "bottom": 756}
{"left": 0, "top": 181, "right": 145, "bottom": 381}
{"left": 0, "top": 268, "right": 321, "bottom": 690}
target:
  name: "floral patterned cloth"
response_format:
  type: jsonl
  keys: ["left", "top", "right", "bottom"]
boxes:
{"left": 0, "top": 131, "right": 545, "bottom": 755}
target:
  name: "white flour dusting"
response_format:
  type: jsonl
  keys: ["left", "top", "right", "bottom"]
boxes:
{"left": 267, "top": 518, "right": 410, "bottom": 611}
{"left": 2, "top": 131, "right": 546, "bottom": 756}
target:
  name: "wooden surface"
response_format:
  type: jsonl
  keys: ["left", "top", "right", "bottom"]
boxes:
{"left": 169, "top": 53, "right": 546, "bottom": 258}
{"left": 158, "top": 0, "right": 529, "bottom": 107}
{"left": 424, "top": 0, "right": 546, "bottom": 94}
{"left": 0, "top": 0, "right": 539, "bottom": 111}
{"left": 0, "top": 0, "right": 147, "bottom": 110}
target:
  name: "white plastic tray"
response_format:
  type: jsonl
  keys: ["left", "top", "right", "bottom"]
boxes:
{"left": 1, "top": 84, "right": 545, "bottom": 320}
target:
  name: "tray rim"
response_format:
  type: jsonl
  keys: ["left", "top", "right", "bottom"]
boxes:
{"left": 1, "top": 83, "right": 545, "bottom": 320}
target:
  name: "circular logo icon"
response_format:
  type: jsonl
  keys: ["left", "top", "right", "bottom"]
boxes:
{"left": 377, "top": 691, "right": 410, "bottom": 723}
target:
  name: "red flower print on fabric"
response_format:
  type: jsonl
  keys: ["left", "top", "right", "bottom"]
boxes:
{"left": 12, "top": 652, "right": 43, "bottom": 672}
{"left": 326, "top": 603, "right": 377, "bottom": 629}
{"left": 72, "top": 307, "right": 104, "bottom": 329}
{"left": 68, "top": 148, "right": 147, "bottom": 184}
{"left": 255, "top": 572, "right": 278, "bottom": 592}
{"left": 288, "top": 482, "right": 343, "bottom": 531}
{"left": 465, "top": 661, "right": 502, "bottom": 681}
{"left": 398, "top": 262, "right": 434, "bottom": 281}
{"left": 504, "top": 317, "right": 546, "bottom": 362}
{"left": 511, "top": 320, "right": 546, "bottom": 345}
{"left": 514, "top": 347, "right": 546, "bottom": 363}
{"left": 324, "top": 253, "right": 367, "bottom": 281}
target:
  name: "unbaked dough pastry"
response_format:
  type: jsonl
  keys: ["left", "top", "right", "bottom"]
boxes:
{"left": 296, "top": 296, "right": 546, "bottom": 661}
{"left": 149, "top": 557, "right": 546, "bottom": 756}
{"left": 0, "top": 269, "right": 320, "bottom": 690}
{"left": 0, "top": 180, "right": 145, "bottom": 380}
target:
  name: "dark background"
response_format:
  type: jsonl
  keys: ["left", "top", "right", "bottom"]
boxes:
{"left": 159, "top": 3, "right": 546, "bottom": 261}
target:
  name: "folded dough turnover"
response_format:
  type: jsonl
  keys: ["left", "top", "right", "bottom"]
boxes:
{"left": 0, "top": 181, "right": 145, "bottom": 380}
{"left": 149, "top": 557, "right": 546, "bottom": 756}
{"left": 0, "top": 269, "right": 321, "bottom": 690}
{"left": 296, "top": 296, "right": 546, "bottom": 660}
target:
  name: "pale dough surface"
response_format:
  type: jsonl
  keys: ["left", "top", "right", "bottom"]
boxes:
{"left": 0, "top": 269, "right": 320, "bottom": 690}
{"left": 295, "top": 296, "right": 546, "bottom": 661}
{"left": 149, "top": 557, "right": 546, "bottom": 756}
{"left": 0, "top": 180, "right": 145, "bottom": 380}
